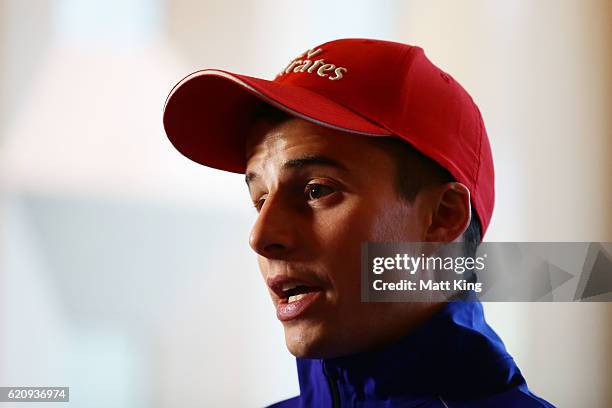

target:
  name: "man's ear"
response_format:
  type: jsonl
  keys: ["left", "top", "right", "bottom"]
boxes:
{"left": 424, "top": 182, "right": 471, "bottom": 243}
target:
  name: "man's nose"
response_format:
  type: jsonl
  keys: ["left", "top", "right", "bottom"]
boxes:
{"left": 249, "top": 194, "right": 297, "bottom": 259}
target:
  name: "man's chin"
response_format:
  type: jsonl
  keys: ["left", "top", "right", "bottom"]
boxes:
{"left": 285, "top": 339, "right": 328, "bottom": 359}
{"left": 283, "top": 324, "right": 333, "bottom": 359}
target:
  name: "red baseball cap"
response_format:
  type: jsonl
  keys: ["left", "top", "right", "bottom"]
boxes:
{"left": 163, "top": 38, "right": 495, "bottom": 237}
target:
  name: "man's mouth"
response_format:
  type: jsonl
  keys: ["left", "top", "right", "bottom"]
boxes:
{"left": 281, "top": 284, "right": 318, "bottom": 303}
{"left": 267, "top": 277, "right": 324, "bottom": 321}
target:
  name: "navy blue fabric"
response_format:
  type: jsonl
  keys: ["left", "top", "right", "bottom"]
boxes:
{"left": 268, "top": 299, "right": 555, "bottom": 407}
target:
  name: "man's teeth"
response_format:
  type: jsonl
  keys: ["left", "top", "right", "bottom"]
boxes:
{"left": 288, "top": 293, "right": 307, "bottom": 303}
{"left": 282, "top": 283, "right": 298, "bottom": 291}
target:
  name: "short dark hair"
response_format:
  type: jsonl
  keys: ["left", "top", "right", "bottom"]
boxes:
{"left": 368, "top": 136, "right": 482, "bottom": 258}
{"left": 249, "top": 103, "right": 482, "bottom": 258}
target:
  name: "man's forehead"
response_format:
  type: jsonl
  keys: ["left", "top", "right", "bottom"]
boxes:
{"left": 245, "top": 126, "right": 290, "bottom": 166}
{"left": 243, "top": 119, "right": 389, "bottom": 192}
{"left": 246, "top": 153, "right": 350, "bottom": 186}
{"left": 245, "top": 117, "right": 372, "bottom": 170}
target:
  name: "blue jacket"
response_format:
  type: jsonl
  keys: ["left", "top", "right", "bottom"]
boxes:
{"left": 268, "top": 300, "right": 555, "bottom": 407}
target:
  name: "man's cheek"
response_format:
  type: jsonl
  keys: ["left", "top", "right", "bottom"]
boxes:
{"left": 326, "top": 206, "right": 372, "bottom": 239}
{"left": 325, "top": 244, "right": 363, "bottom": 299}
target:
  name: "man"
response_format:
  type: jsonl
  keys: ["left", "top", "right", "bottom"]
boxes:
{"left": 163, "top": 39, "right": 554, "bottom": 407}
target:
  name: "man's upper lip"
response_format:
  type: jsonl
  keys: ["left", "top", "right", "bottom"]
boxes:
{"left": 266, "top": 274, "right": 322, "bottom": 299}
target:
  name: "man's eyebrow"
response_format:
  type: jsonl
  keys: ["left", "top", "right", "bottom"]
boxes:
{"left": 282, "top": 155, "right": 349, "bottom": 172}
{"left": 245, "top": 155, "right": 349, "bottom": 188}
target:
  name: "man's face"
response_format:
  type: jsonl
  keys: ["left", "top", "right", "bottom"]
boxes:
{"left": 245, "top": 117, "right": 442, "bottom": 358}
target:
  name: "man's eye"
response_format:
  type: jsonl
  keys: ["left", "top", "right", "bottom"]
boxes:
{"left": 305, "top": 184, "right": 335, "bottom": 201}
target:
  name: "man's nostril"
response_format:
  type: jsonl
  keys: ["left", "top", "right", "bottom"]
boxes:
{"left": 264, "top": 243, "right": 286, "bottom": 254}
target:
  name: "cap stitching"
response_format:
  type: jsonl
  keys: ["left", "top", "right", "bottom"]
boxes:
{"left": 396, "top": 46, "right": 417, "bottom": 104}
{"left": 474, "top": 104, "right": 483, "bottom": 192}
{"left": 473, "top": 103, "right": 485, "bottom": 234}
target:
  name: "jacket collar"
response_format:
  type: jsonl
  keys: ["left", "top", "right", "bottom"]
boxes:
{"left": 295, "top": 299, "right": 525, "bottom": 404}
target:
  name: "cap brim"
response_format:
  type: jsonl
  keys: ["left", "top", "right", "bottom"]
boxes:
{"left": 163, "top": 70, "right": 392, "bottom": 173}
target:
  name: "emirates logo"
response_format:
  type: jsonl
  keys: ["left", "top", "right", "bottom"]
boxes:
{"left": 276, "top": 48, "right": 347, "bottom": 81}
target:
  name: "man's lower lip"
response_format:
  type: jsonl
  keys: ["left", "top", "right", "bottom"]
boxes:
{"left": 276, "top": 291, "right": 321, "bottom": 321}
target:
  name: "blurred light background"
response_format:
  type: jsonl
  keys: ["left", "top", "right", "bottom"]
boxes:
{"left": 1, "top": 0, "right": 611, "bottom": 407}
